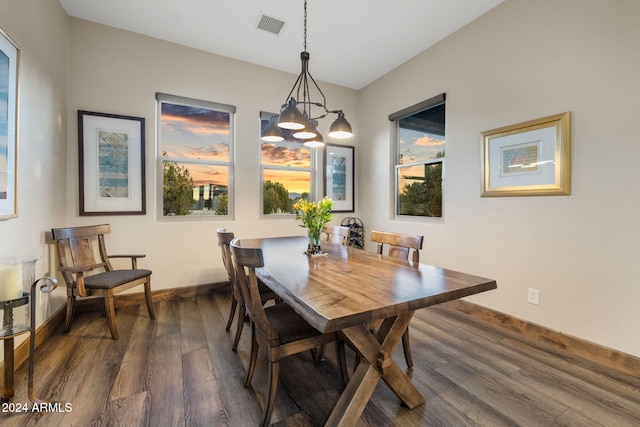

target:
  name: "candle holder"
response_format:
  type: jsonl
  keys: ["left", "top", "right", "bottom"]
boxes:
{"left": 0, "top": 257, "right": 58, "bottom": 403}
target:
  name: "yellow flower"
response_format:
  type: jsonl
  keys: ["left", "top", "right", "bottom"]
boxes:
{"left": 294, "top": 197, "right": 333, "bottom": 231}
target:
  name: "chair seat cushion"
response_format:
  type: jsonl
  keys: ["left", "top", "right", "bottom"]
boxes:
{"left": 265, "top": 303, "right": 322, "bottom": 345}
{"left": 83, "top": 269, "right": 151, "bottom": 289}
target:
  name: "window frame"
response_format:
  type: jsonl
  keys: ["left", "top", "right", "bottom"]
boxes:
{"left": 156, "top": 93, "right": 235, "bottom": 220}
{"left": 390, "top": 93, "right": 446, "bottom": 220}
{"left": 259, "top": 111, "right": 316, "bottom": 217}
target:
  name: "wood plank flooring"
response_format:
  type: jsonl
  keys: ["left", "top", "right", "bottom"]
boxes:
{"left": 1, "top": 292, "right": 639, "bottom": 426}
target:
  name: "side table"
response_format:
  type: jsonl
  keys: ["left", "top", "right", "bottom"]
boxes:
{"left": 1, "top": 256, "right": 57, "bottom": 403}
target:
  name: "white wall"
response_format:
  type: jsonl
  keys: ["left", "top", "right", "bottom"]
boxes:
{"left": 0, "top": 0, "right": 69, "bottom": 361}
{"left": 66, "top": 19, "right": 360, "bottom": 293}
{"left": 358, "top": 0, "right": 640, "bottom": 358}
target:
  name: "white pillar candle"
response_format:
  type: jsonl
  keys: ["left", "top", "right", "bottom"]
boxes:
{"left": 0, "top": 263, "right": 23, "bottom": 301}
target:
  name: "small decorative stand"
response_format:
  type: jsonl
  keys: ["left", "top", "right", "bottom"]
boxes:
{"left": 341, "top": 217, "right": 364, "bottom": 249}
{"left": 0, "top": 257, "right": 57, "bottom": 403}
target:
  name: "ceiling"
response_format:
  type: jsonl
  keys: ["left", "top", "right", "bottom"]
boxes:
{"left": 59, "top": 0, "right": 504, "bottom": 90}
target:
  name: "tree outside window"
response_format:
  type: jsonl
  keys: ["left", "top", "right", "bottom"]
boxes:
{"left": 393, "top": 96, "right": 445, "bottom": 218}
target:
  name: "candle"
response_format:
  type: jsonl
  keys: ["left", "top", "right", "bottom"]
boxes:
{"left": 0, "top": 263, "right": 23, "bottom": 301}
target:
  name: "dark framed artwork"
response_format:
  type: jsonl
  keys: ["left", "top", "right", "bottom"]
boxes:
{"left": 78, "top": 110, "right": 146, "bottom": 215}
{"left": 324, "top": 143, "right": 354, "bottom": 212}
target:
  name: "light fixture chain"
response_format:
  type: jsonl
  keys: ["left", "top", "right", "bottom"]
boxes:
{"left": 303, "top": 0, "right": 307, "bottom": 52}
{"left": 265, "top": 0, "right": 352, "bottom": 143}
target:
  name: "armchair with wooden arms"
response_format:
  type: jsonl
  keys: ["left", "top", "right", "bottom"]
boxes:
{"left": 51, "top": 224, "right": 155, "bottom": 339}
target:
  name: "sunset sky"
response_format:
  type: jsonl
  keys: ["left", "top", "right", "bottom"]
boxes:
{"left": 260, "top": 116, "right": 311, "bottom": 195}
{"left": 397, "top": 124, "right": 445, "bottom": 194}
{"left": 161, "top": 103, "right": 231, "bottom": 187}
{"left": 398, "top": 127, "right": 445, "bottom": 164}
{"left": 161, "top": 103, "right": 312, "bottom": 194}
{"left": 261, "top": 141, "right": 311, "bottom": 194}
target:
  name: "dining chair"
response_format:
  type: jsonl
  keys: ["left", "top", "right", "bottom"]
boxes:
{"left": 230, "top": 239, "right": 348, "bottom": 427}
{"left": 321, "top": 225, "right": 350, "bottom": 245}
{"left": 51, "top": 224, "right": 155, "bottom": 339}
{"left": 371, "top": 229, "right": 424, "bottom": 264}
{"left": 217, "top": 227, "right": 277, "bottom": 351}
{"left": 370, "top": 229, "right": 424, "bottom": 368}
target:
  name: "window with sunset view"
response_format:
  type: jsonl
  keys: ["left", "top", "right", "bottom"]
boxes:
{"left": 260, "top": 111, "right": 312, "bottom": 215}
{"left": 157, "top": 93, "right": 234, "bottom": 218}
{"left": 391, "top": 93, "right": 445, "bottom": 218}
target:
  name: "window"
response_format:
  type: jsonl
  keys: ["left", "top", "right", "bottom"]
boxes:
{"left": 390, "top": 93, "right": 445, "bottom": 218}
{"left": 260, "top": 111, "right": 312, "bottom": 215}
{"left": 157, "top": 93, "right": 234, "bottom": 218}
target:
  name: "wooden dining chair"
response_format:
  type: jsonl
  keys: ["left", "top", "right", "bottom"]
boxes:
{"left": 371, "top": 230, "right": 424, "bottom": 264}
{"left": 51, "top": 224, "right": 155, "bottom": 339}
{"left": 321, "top": 225, "right": 350, "bottom": 245}
{"left": 230, "top": 239, "right": 348, "bottom": 427}
{"left": 370, "top": 230, "right": 424, "bottom": 368}
{"left": 217, "top": 227, "right": 277, "bottom": 351}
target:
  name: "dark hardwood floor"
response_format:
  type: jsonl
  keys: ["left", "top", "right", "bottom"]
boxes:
{"left": 1, "top": 292, "right": 639, "bottom": 426}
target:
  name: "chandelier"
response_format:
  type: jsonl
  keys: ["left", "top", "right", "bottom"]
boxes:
{"left": 261, "top": 0, "right": 353, "bottom": 147}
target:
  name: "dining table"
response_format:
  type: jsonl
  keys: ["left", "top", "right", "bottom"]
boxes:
{"left": 237, "top": 235, "right": 497, "bottom": 427}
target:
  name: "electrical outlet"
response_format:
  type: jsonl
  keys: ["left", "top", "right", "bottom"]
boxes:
{"left": 527, "top": 288, "right": 540, "bottom": 305}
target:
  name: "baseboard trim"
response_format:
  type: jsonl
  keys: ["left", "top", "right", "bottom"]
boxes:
{"left": 442, "top": 299, "right": 640, "bottom": 379}
{"left": 73, "top": 281, "right": 230, "bottom": 314}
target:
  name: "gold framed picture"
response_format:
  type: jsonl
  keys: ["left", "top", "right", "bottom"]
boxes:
{"left": 481, "top": 112, "right": 571, "bottom": 197}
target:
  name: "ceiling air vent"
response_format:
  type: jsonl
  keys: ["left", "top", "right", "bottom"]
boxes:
{"left": 257, "top": 14, "right": 286, "bottom": 35}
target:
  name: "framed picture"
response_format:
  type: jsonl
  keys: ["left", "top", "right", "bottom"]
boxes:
{"left": 324, "top": 143, "right": 354, "bottom": 212}
{"left": 481, "top": 112, "right": 571, "bottom": 197}
{"left": 78, "top": 110, "right": 146, "bottom": 215}
{"left": 0, "top": 29, "right": 19, "bottom": 220}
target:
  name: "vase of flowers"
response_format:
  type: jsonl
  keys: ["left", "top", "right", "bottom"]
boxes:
{"left": 293, "top": 197, "right": 333, "bottom": 255}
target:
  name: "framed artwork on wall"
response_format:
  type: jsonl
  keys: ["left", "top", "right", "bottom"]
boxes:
{"left": 0, "top": 28, "right": 19, "bottom": 220}
{"left": 481, "top": 112, "right": 571, "bottom": 197}
{"left": 324, "top": 143, "right": 354, "bottom": 212}
{"left": 78, "top": 110, "right": 146, "bottom": 215}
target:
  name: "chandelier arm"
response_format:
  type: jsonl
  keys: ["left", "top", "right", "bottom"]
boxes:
{"left": 296, "top": 101, "right": 329, "bottom": 120}
{"left": 284, "top": 72, "right": 304, "bottom": 105}
{"left": 302, "top": 53, "right": 311, "bottom": 117}
{"left": 305, "top": 70, "right": 327, "bottom": 112}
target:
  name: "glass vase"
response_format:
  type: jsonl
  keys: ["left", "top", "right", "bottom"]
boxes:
{"left": 306, "top": 228, "right": 322, "bottom": 255}
{"left": 0, "top": 256, "right": 38, "bottom": 338}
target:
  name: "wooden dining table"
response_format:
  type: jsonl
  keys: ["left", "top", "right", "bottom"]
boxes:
{"left": 237, "top": 236, "right": 497, "bottom": 427}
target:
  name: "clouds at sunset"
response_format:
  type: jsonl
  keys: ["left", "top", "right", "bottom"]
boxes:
{"left": 399, "top": 129, "right": 445, "bottom": 163}
{"left": 161, "top": 103, "right": 231, "bottom": 161}
{"left": 414, "top": 135, "right": 445, "bottom": 146}
{"left": 160, "top": 102, "right": 233, "bottom": 187}
{"left": 261, "top": 143, "right": 310, "bottom": 168}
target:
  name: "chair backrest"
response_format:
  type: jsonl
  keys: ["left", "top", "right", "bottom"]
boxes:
{"left": 230, "top": 239, "right": 279, "bottom": 343}
{"left": 51, "top": 224, "right": 113, "bottom": 289}
{"left": 216, "top": 227, "right": 236, "bottom": 285}
{"left": 370, "top": 230, "right": 424, "bottom": 263}
{"left": 322, "top": 225, "right": 350, "bottom": 245}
